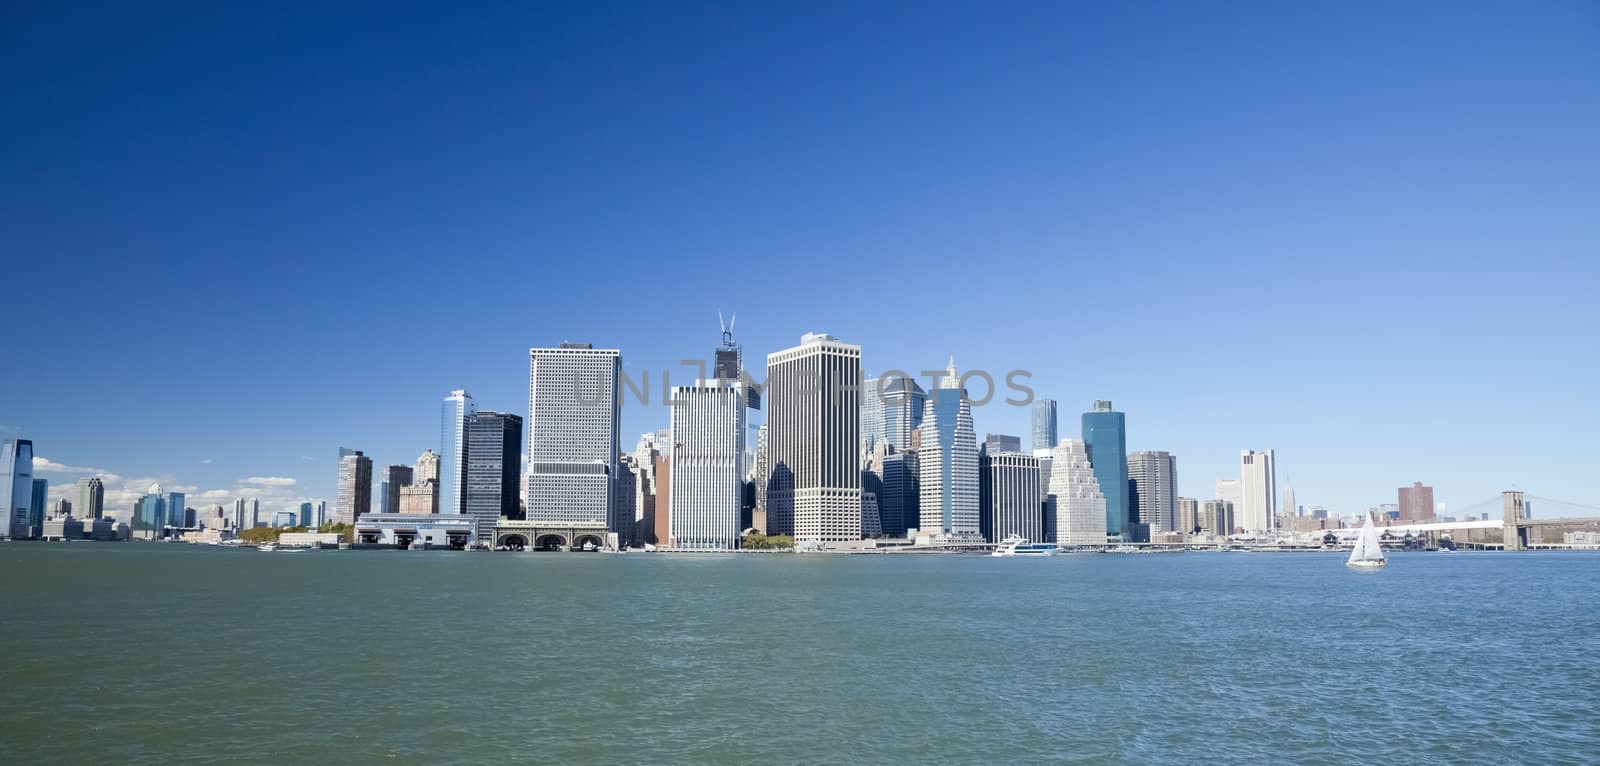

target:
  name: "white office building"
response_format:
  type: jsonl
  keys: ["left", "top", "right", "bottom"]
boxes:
{"left": 667, "top": 382, "right": 746, "bottom": 550}
{"left": 918, "top": 358, "right": 980, "bottom": 541}
{"left": 1048, "top": 439, "right": 1106, "bottom": 546}
{"left": 527, "top": 343, "right": 621, "bottom": 530}
{"left": 439, "top": 389, "right": 476, "bottom": 516}
{"left": 765, "top": 333, "right": 861, "bottom": 543}
{"left": 1238, "top": 449, "right": 1277, "bottom": 533}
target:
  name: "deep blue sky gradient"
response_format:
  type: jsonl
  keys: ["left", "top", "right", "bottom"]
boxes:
{"left": 3, "top": 1, "right": 1597, "bottom": 517}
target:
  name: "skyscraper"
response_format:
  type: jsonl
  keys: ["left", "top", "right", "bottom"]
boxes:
{"left": 918, "top": 358, "right": 980, "bottom": 541}
{"left": 765, "top": 332, "right": 861, "bottom": 543}
{"left": 409, "top": 449, "right": 441, "bottom": 513}
{"left": 746, "top": 424, "right": 768, "bottom": 534}
{"left": 299, "top": 502, "right": 314, "bottom": 527}
{"left": 246, "top": 497, "right": 260, "bottom": 528}
{"left": 1082, "top": 400, "right": 1130, "bottom": 540}
{"left": 1, "top": 439, "right": 33, "bottom": 540}
{"left": 137, "top": 484, "right": 167, "bottom": 532}
{"left": 1398, "top": 481, "right": 1435, "bottom": 521}
{"left": 1048, "top": 439, "right": 1106, "bottom": 546}
{"left": 336, "top": 448, "right": 373, "bottom": 525}
{"left": 984, "top": 434, "right": 1022, "bottom": 455}
{"left": 439, "top": 389, "right": 477, "bottom": 516}
{"left": 878, "top": 451, "right": 918, "bottom": 538}
{"left": 1215, "top": 478, "right": 1241, "bottom": 514}
{"left": 879, "top": 376, "right": 927, "bottom": 451}
{"left": 77, "top": 476, "right": 105, "bottom": 520}
{"left": 633, "top": 433, "right": 664, "bottom": 544}
{"left": 1238, "top": 449, "right": 1277, "bottom": 533}
{"left": 979, "top": 448, "right": 1043, "bottom": 543}
{"left": 464, "top": 411, "right": 522, "bottom": 543}
{"left": 527, "top": 343, "right": 621, "bottom": 532}
{"left": 861, "top": 375, "right": 885, "bottom": 453}
{"left": 166, "top": 490, "right": 185, "bottom": 529}
{"left": 1127, "top": 450, "right": 1177, "bottom": 535}
{"left": 1202, "top": 499, "right": 1235, "bottom": 536}
{"left": 1031, "top": 399, "right": 1058, "bottom": 452}
{"left": 415, "top": 449, "right": 440, "bottom": 485}
{"left": 28, "top": 478, "right": 47, "bottom": 539}
{"left": 1283, "top": 482, "right": 1299, "bottom": 520}
{"left": 668, "top": 384, "right": 746, "bottom": 549}
{"left": 1176, "top": 497, "right": 1200, "bottom": 534}
{"left": 383, "top": 465, "right": 414, "bottom": 514}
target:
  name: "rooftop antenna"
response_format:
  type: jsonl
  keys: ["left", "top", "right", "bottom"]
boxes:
{"left": 719, "top": 309, "right": 735, "bottom": 344}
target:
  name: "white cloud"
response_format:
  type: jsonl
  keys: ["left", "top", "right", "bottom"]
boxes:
{"left": 32, "top": 456, "right": 121, "bottom": 480}
{"left": 300, "top": 456, "right": 317, "bottom": 462}
{"left": 240, "top": 476, "right": 297, "bottom": 487}
{"left": 200, "top": 458, "right": 213, "bottom": 465}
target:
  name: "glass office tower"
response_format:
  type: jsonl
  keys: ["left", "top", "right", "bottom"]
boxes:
{"left": 1081, "top": 400, "right": 1129, "bottom": 540}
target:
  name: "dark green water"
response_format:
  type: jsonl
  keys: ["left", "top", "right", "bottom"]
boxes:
{"left": 2, "top": 544, "right": 1596, "bottom": 764}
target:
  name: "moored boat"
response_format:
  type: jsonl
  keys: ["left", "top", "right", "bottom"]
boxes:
{"left": 992, "top": 535, "right": 1057, "bottom": 557}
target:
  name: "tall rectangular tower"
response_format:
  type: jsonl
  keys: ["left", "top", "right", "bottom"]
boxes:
{"left": 336, "top": 448, "right": 372, "bottom": 525}
{"left": 1127, "top": 450, "right": 1177, "bottom": 534}
{"left": 465, "top": 411, "right": 522, "bottom": 543}
{"left": 979, "top": 449, "right": 1043, "bottom": 543}
{"left": 527, "top": 344, "right": 621, "bottom": 530}
{"left": 1, "top": 439, "right": 34, "bottom": 539}
{"left": 1082, "top": 400, "right": 1130, "bottom": 540}
{"left": 1031, "top": 399, "right": 1058, "bottom": 452}
{"left": 765, "top": 333, "right": 861, "bottom": 543}
{"left": 439, "top": 389, "right": 477, "bottom": 516}
{"left": 668, "top": 384, "right": 746, "bottom": 549}
{"left": 1238, "top": 449, "right": 1277, "bottom": 533}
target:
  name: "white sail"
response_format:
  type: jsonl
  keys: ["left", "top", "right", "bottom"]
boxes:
{"left": 1347, "top": 513, "right": 1386, "bottom": 565}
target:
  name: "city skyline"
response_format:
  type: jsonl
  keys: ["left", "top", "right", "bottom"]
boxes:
{"left": 5, "top": 4, "right": 1598, "bottom": 520}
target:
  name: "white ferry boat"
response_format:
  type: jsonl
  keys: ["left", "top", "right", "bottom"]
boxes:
{"left": 992, "top": 535, "right": 1057, "bottom": 557}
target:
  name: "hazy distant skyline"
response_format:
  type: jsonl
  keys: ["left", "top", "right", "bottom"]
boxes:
{"left": 4, "top": 2, "right": 1597, "bottom": 518}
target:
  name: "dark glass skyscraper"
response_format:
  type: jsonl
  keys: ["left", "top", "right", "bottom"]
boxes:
{"left": 465, "top": 411, "right": 523, "bottom": 543}
{"left": 1081, "top": 400, "right": 1130, "bottom": 540}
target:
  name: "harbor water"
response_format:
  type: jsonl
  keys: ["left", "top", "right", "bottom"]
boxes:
{"left": 1, "top": 545, "right": 1596, "bottom": 764}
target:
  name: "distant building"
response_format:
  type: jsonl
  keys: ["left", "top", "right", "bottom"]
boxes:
{"left": 861, "top": 492, "right": 883, "bottom": 538}
{"left": 1, "top": 439, "right": 34, "bottom": 539}
{"left": 415, "top": 449, "right": 440, "bottom": 486}
{"left": 1398, "top": 481, "right": 1435, "bottom": 521}
{"left": 984, "top": 434, "right": 1022, "bottom": 455}
{"left": 1238, "top": 450, "right": 1277, "bottom": 533}
{"left": 879, "top": 450, "right": 918, "bottom": 538}
{"left": 166, "top": 491, "right": 185, "bottom": 528}
{"left": 653, "top": 452, "right": 671, "bottom": 545}
{"left": 1283, "top": 483, "right": 1299, "bottom": 520}
{"left": 273, "top": 511, "right": 297, "bottom": 527}
{"left": 465, "top": 411, "right": 522, "bottom": 543}
{"left": 979, "top": 448, "right": 1043, "bottom": 543}
{"left": 633, "top": 433, "right": 666, "bottom": 543}
{"left": 299, "top": 502, "right": 314, "bottom": 527}
{"left": 765, "top": 333, "right": 861, "bottom": 543}
{"left": 1082, "top": 401, "right": 1129, "bottom": 540}
{"left": 1048, "top": 439, "right": 1106, "bottom": 546}
{"left": 28, "top": 478, "right": 47, "bottom": 539}
{"left": 918, "top": 358, "right": 980, "bottom": 542}
{"left": 861, "top": 375, "right": 886, "bottom": 453}
{"left": 77, "top": 476, "right": 105, "bottom": 519}
{"left": 136, "top": 484, "right": 167, "bottom": 533}
{"left": 746, "top": 425, "right": 767, "bottom": 534}
{"left": 1202, "top": 500, "right": 1235, "bottom": 536}
{"left": 1127, "top": 450, "right": 1177, "bottom": 536}
{"left": 879, "top": 376, "right": 927, "bottom": 452}
{"left": 400, "top": 481, "right": 439, "bottom": 515}
{"left": 526, "top": 343, "right": 621, "bottom": 533}
{"left": 439, "top": 389, "right": 477, "bottom": 516}
{"left": 1176, "top": 497, "right": 1200, "bottom": 534}
{"left": 51, "top": 497, "right": 71, "bottom": 518}
{"left": 1031, "top": 399, "right": 1058, "bottom": 452}
{"left": 336, "top": 448, "right": 373, "bottom": 525}
{"left": 382, "top": 465, "right": 414, "bottom": 515}
{"left": 1215, "top": 479, "right": 1241, "bottom": 518}
{"left": 667, "top": 382, "right": 746, "bottom": 550}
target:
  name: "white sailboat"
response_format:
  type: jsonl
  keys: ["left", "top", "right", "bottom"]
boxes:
{"left": 1346, "top": 512, "right": 1387, "bottom": 569}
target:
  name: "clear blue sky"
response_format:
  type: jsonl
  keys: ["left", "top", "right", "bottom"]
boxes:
{"left": 3, "top": 1, "right": 1597, "bottom": 519}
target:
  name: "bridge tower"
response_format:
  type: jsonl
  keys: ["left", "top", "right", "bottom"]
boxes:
{"left": 1502, "top": 491, "right": 1527, "bottom": 551}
